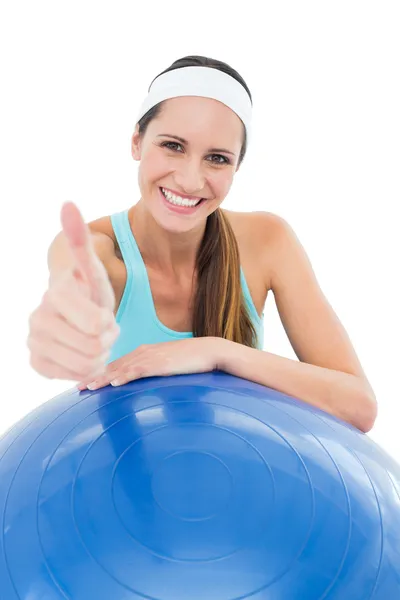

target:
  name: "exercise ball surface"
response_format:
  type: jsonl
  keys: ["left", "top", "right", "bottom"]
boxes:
{"left": 0, "top": 371, "right": 399, "bottom": 599}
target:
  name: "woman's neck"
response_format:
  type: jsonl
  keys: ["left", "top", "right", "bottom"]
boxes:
{"left": 128, "top": 200, "right": 206, "bottom": 281}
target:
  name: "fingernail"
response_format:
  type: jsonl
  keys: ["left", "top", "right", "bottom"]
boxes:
{"left": 87, "top": 382, "right": 97, "bottom": 390}
{"left": 110, "top": 379, "right": 120, "bottom": 386}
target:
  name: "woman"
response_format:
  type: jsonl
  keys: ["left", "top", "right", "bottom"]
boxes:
{"left": 27, "top": 55, "right": 377, "bottom": 432}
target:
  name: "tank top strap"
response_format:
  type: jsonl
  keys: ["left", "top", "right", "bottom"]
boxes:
{"left": 110, "top": 209, "right": 153, "bottom": 319}
{"left": 110, "top": 209, "right": 146, "bottom": 281}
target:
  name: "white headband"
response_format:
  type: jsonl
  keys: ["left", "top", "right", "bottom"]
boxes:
{"left": 136, "top": 66, "right": 253, "bottom": 140}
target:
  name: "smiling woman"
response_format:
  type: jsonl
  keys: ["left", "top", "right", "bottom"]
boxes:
{"left": 126, "top": 56, "right": 259, "bottom": 350}
{"left": 27, "top": 54, "right": 376, "bottom": 432}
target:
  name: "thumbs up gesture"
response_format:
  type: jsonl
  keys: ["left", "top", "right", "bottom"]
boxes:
{"left": 27, "top": 202, "right": 120, "bottom": 382}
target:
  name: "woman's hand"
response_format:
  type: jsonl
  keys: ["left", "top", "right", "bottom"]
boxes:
{"left": 27, "top": 202, "right": 119, "bottom": 383}
{"left": 78, "top": 337, "right": 226, "bottom": 390}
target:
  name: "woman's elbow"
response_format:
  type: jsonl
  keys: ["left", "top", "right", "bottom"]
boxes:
{"left": 357, "top": 391, "right": 378, "bottom": 433}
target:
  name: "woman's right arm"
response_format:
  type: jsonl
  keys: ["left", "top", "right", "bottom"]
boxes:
{"left": 27, "top": 202, "right": 120, "bottom": 383}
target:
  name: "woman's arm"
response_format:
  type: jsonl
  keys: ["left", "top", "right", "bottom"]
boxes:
{"left": 218, "top": 214, "right": 377, "bottom": 432}
{"left": 217, "top": 341, "right": 376, "bottom": 432}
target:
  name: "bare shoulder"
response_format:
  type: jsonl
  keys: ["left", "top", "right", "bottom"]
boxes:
{"left": 87, "top": 214, "right": 115, "bottom": 240}
{"left": 86, "top": 215, "right": 120, "bottom": 263}
{"left": 49, "top": 214, "right": 119, "bottom": 273}
{"left": 223, "top": 208, "right": 283, "bottom": 241}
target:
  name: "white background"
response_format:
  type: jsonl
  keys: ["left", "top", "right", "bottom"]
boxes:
{"left": 0, "top": 2, "right": 399, "bottom": 461}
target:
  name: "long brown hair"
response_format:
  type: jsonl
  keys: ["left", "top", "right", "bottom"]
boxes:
{"left": 138, "top": 55, "right": 258, "bottom": 348}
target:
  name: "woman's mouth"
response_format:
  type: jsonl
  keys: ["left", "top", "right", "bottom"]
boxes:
{"left": 159, "top": 187, "right": 204, "bottom": 214}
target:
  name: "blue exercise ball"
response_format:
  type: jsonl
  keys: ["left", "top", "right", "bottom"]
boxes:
{"left": 0, "top": 371, "right": 399, "bottom": 599}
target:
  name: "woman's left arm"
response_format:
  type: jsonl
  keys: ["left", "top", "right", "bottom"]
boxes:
{"left": 217, "top": 340, "right": 376, "bottom": 433}
{"left": 218, "top": 214, "right": 377, "bottom": 433}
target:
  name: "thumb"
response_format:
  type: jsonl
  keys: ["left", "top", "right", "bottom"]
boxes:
{"left": 60, "top": 201, "right": 104, "bottom": 306}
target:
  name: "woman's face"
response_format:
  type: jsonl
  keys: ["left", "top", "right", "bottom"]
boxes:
{"left": 131, "top": 96, "right": 244, "bottom": 233}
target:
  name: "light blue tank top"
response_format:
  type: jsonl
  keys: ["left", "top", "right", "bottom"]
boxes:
{"left": 108, "top": 209, "right": 264, "bottom": 363}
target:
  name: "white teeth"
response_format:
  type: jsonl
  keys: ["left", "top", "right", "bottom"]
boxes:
{"left": 161, "top": 188, "right": 200, "bottom": 207}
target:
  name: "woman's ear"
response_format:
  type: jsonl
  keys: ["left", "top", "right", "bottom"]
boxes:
{"left": 131, "top": 124, "right": 141, "bottom": 161}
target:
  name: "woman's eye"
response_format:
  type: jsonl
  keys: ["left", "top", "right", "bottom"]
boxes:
{"left": 162, "top": 141, "right": 182, "bottom": 151}
{"left": 161, "top": 141, "right": 230, "bottom": 165}
{"left": 210, "top": 154, "right": 229, "bottom": 165}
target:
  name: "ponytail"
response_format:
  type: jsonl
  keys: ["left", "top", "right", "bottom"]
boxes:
{"left": 192, "top": 208, "right": 258, "bottom": 347}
